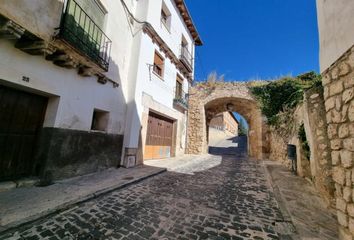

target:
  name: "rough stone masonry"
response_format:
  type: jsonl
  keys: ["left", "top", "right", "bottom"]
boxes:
{"left": 186, "top": 82, "right": 268, "bottom": 160}
{"left": 322, "top": 45, "right": 354, "bottom": 240}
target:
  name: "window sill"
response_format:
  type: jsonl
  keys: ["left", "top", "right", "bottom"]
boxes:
{"left": 94, "top": 0, "right": 108, "bottom": 14}
{"left": 152, "top": 71, "right": 164, "bottom": 81}
{"left": 160, "top": 21, "right": 171, "bottom": 33}
{"left": 90, "top": 129, "right": 107, "bottom": 134}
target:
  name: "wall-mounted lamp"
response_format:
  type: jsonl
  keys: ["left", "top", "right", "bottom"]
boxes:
{"left": 226, "top": 103, "right": 234, "bottom": 111}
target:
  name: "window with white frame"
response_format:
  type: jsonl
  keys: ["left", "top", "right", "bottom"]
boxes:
{"left": 160, "top": 1, "right": 171, "bottom": 31}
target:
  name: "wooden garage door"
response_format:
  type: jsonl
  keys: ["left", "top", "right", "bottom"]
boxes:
{"left": 144, "top": 112, "right": 174, "bottom": 160}
{"left": 0, "top": 85, "right": 48, "bottom": 181}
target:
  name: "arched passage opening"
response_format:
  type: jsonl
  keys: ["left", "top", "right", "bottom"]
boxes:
{"left": 207, "top": 111, "right": 249, "bottom": 157}
{"left": 204, "top": 97, "right": 264, "bottom": 159}
{"left": 186, "top": 82, "right": 269, "bottom": 159}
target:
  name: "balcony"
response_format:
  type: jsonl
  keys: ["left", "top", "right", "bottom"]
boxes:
{"left": 59, "top": 0, "right": 111, "bottom": 71}
{"left": 180, "top": 45, "right": 193, "bottom": 72}
{"left": 173, "top": 88, "right": 189, "bottom": 110}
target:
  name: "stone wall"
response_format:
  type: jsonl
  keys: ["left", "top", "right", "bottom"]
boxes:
{"left": 269, "top": 130, "right": 290, "bottom": 167}
{"left": 268, "top": 105, "right": 306, "bottom": 170}
{"left": 268, "top": 91, "right": 334, "bottom": 206}
{"left": 36, "top": 128, "right": 123, "bottom": 181}
{"left": 304, "top": 87, "right": 335, "bottom": 205}
{"left": 187, "top": 82, "right": 268, "bottom": 160}
{"left": 322, "top": 45, "right": 354, "bottom": 239}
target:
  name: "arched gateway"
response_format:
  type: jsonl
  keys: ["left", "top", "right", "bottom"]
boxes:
{"left": 186, "top": 82, "right": 269, "bottom": 159}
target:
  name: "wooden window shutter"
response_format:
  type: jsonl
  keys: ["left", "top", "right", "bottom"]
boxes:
{"left": 153, "top": 51, "right": 164, "bottom": 77}
{"left": 176, "top": 75, "right": 183, "bottom": 98}
{"left": 154, "top": 52, "right": 164, "bottom": 65}
{"left": 176, "top": 74, "right": 183, "bottom": 83}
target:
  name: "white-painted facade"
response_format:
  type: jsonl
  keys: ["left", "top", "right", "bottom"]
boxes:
{"left": 0, "top": 0, "right": 201, "bottom": 177}
{"left": 0, "top": 0, "right": 137, "bottom": 134}
{"left": 0, "top": 0, "right": 137, "bottom": 179}
{"left": 122, "top": 0, "right": 200, "bottom": 163}
{"left": 316, "top": 0, "right": 354, "bottom": 72}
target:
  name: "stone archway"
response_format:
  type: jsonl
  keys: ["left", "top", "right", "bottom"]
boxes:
{"left": 186, "top": 82, "right": 269, "bottom": 159}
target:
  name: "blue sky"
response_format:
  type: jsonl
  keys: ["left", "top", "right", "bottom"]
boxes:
{"left": 185, "top": 0, "right": 319, "bottom": 82}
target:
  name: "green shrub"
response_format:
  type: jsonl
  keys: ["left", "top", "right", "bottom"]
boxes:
{"left": 250, "top": 77, "right": 302, "bottom": 124}
{"left": 250, "top": 71, "right": 321, "bottom": 125}
{"left": 298, "top": 123, "right": 311, "bottom": 161}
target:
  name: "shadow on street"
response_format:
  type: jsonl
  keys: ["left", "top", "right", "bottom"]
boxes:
{"left": 208, "top": 135, "right": 248, "bottom": 157}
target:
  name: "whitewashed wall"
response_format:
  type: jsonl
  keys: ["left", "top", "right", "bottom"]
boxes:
{"left": 0, "top": 0, "right": 63, "bottom": 41}
{"left": 123, "top": 0, "right": 195, "bottom": 151}
{"left": 0, "top": 0, "right": 138, "bottom": 135}
{"left": 317, "top": 0, "right": 354, "bottom": 72}
{"left": 0, "top": 0, "right": 197, "bottom": 159}
{"left": 146, "top": 0, "right": 195, "bottom": 71}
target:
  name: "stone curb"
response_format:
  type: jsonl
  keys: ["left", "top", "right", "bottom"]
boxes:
{"left": 261, "top": 161, "right": 300, "bottom": 239}
{"left": 262, "top": 161, "right": 292, "bottom": 222}
{"left": 0, "top": 168, "right": 167, "bottom": 235}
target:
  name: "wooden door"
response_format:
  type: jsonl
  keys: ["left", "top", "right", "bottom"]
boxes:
{"left": 0, "top": 85, "right": 48, "bottom": 180}
{"left": 144, "top": 112, "right": 174, "bottom": 160}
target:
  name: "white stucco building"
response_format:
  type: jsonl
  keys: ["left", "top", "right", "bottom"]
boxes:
{"left": 121, "top": 0, "right": 202, "bottom": 164}
{"left": 0, "top": 0, "right": 138, "bottom": 181}
{"left": 0, "top": 0, "right": 201, "bottom": 181}
{"left": 316, "top": 0, "right": 354, "bottom": 73}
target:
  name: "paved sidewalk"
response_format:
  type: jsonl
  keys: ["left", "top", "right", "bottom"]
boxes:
{"left": 0, "top": 165, "right": 166, "bottom": 233}
{"left": 264, "top": 160, "right": 339, "bottom": 240}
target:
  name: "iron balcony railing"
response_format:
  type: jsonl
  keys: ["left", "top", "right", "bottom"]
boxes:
{"left": 59, "top": 0, "right": 112, "bottom": 71}
{"left": 173, "top": 88, "right": 189, "bottom": 109}
{"left": 180, "top": 45, "right": 193, "bottom": 72}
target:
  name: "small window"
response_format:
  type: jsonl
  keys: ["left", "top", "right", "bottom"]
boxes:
{"left": 91, "top": 109, "right": 109, "bottom": 131}
{"left": 181, "top": 35, "right": 188, "bottom": 48}
{"left": 153, "top": 51, "right": 164, "bottom": 78}
{"left": 176, "top": 75, "right": 184, "bottom": 98}
{"left": 161, "top": 2, "right": 171, "bottom": 31}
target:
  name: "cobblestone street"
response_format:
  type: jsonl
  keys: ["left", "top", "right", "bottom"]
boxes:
{"left": 0, "top": 151, "right": 289, "bottom": 239}
{"left": 0, "top": 0, "right": 352, "bottom": 239}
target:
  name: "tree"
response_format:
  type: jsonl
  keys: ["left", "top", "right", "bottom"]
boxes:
{"left": 238, "top": 117, "right": 248, "bottom": 136}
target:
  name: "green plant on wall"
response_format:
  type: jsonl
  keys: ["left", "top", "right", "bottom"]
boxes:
{"left": 298, "top": 123, "right": 311, "bottom": 161}
{"left": 238, "top": 117, "right": 248, "bottom": 136}
{"left": 297, "top": 71, "right": 322, "bottom": 89}
{"left": 250, "top": 77, "right": 303, "bottom": 124}
{"left": 250, "top": 71, "right": 322, "bottom": 126}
